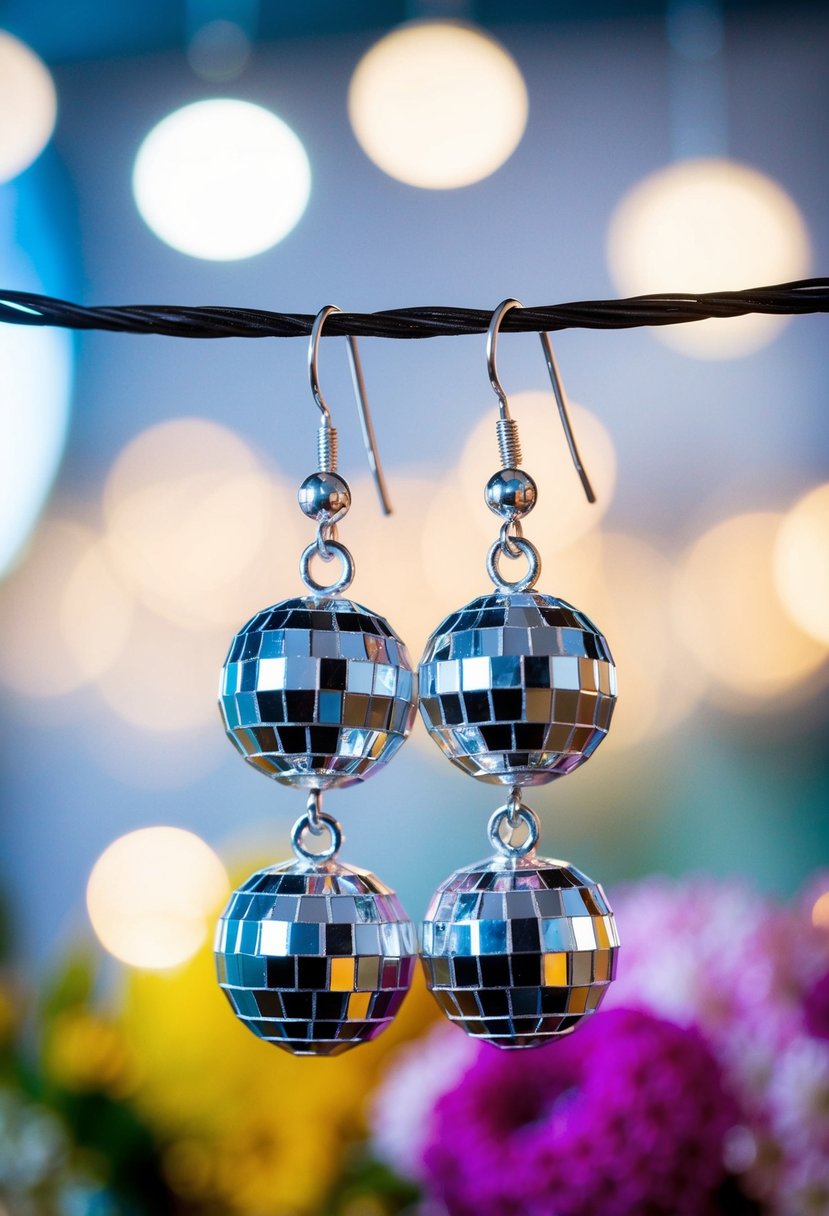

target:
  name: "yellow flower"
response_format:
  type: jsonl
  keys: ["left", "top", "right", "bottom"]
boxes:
{"left": 43, "top": 1009, "right": 138, "bottom": 1098}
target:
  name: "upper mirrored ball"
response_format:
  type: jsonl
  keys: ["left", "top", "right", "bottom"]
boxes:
{"left": 418, "top": 590, "right": 616, "bottom": 785}
{"left": 220, "top": 595, "right": 417, "bottom": 788}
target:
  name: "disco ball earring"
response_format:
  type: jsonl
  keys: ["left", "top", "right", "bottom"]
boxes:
{"left": 418, "top": 299, "right": 619, "bottom": 1049}
{"left": 215, "top": 307, "right": 417, "bottom": 1056}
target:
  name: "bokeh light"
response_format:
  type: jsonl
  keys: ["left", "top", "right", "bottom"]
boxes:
{"left": 348, "top": 22, "right": 528, "bottom": 189}
{"left": 132, "top": 99, "right": 311, "bottom": 259}
{"left": 94, "top": 604, "right": 226, "bottom": 733}
{"left": 0, "top": 31, "right": 57, "bottom": 183}
{"left": 811, "top": 891, "right": 829, "bottom": 931}
{"left": 187, "top": 20, "right": 251, "bottom": 83}
{"left": 551, "top": 531, "right": 706, "bottom": 750}
{"left": 607, "top": 158, "right": 811, "bottom": 358}
{"left": 673, "top": 512, "right": 829, "bottom": 706}
{"left": 774, "top": 483, "right": 829, "bottom": 647}
{"left": 86, "top": 827, "right": 229, "bottom": 969}
{"left": 0, "top": 519, "right": 133, "bottom": 697}
{"left": 103, "top": 417, "right": 297, "bottom": 632}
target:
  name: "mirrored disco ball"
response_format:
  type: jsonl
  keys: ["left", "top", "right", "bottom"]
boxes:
{"left": 220, "top": 596, "right": 417, "bottom": 788}
{"left": 420, "top": 853, "right": 618, "bottom": 1049}
{"left": 216, "top": 859, "right": 416, "bottom": 1056}
{"left": 418, "top": 591, "right": 616, "bottom": 785}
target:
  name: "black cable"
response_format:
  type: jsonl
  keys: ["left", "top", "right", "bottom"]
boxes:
{"left": 0, "top": 279, "right": 827, "bottom": 340}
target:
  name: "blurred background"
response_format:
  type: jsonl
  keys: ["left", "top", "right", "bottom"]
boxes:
{"left": 0, "top": 1, "right": 828, "bottom": 1213}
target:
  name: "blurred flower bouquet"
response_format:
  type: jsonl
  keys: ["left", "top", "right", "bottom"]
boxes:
{"left": 370, "top": 874, "right": 829, "bottom": 1216}
{"left": 3, "top": 874, "right": 829, "bottom": 1215}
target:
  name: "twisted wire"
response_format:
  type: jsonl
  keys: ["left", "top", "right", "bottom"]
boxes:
{"left": 0, "top": 279, "right": 826, "bottom": 340}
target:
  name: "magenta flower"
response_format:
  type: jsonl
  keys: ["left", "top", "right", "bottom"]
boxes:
{"left": 804, "top": 972, "right": 829, "bottom": 1043}
{"left": 421, "top": 1007, "right": 740, "bottom": 1216}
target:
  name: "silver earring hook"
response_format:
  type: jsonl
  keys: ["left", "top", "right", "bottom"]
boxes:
{"left": 308, "top": 305, "right": 392, "bottom": 515}
{"left": 486, "top": 298, "right": 596, "bottom": 504}
{"left": 486, "top": 298, "right": 522, "bottom": 423}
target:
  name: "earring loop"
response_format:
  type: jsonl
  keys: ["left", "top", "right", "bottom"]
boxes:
{"left": 486, "top": 298, "right": 524, "bottom": 424}
{"left": 486, "top": 298, "right": 596, "bottom": 503}
{"left": 307, "top": 305, "right": 392, "bottom": 514}
{"left": 485, "top": 534, "right": 541, "bottom": 593}
{"left": 290, "top": 808, "right": 344, "bottom": 863}
{"left": 299, "top": 538, "right": 355, "bottom": 596}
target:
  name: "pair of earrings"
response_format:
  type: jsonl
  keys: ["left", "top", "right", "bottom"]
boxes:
{"left": 214, "top": 302, "right": 619, "bottom": 1056}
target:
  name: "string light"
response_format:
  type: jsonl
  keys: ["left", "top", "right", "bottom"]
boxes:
{"left": 774, "top": 483, "right": 829, "bottom": 647}
{"left": 672, "top": 512, "right": 829, "bottom": 705}
{"left": 349, "top": 22, "right": 528, "bottom": 189}
{"left": 86, "top": 827, "right": 228, "bottom": 970}
{"left": 608, "top": 159, "right": 811, "bottom": 358}
{"left": 0, "top": 31, "right": 57, "bottom": 183}
{"left": 132, "top": 99, "right": 311, "bottom": 260}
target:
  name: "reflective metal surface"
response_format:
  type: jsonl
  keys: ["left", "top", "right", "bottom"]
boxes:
{"left": 420, "top": 852, "right": 618, "bottom": 1049}
{"left": 220, "top": 595, "right": 417, "bottom": 788}
{"left": 418, "top": 590, "right": 616, "bottom": 785}
{"left": 216, "top": 858, "right": 416, "bottom": 1056}
{"left": 484, "top": 467, "right": 537, "bottom": 520}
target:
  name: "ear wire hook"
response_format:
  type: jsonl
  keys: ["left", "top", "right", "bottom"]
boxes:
{"left": 308, "top": 305, "right": 392, "bottom": 515}
{"left": 486, "top": 298, "right": 596, "bottom": 504}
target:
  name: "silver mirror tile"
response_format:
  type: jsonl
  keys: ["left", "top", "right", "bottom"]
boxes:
{"left": 216, "top": 858, "right": 415, "bottom": 1057}
{"left": 420, "top": 852, "right": 619, "bottom": 1050}
{"left": 220, "top": 596, "right": 417, "bottom": 789}
{"left": 418, "top": 591, "right": 617, "bottom": 786}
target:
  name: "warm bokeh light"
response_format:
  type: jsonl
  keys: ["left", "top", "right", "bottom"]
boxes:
{"left": 94, "top": 604, "right": 226, "bottom": 733}
{"left": 348, "top": 21, "right": 528, "bottom": 189}
{"left": 86, "top": 827, "right": 229, "bottom": 970}
{"left": 774, "top": 483, "right": 829, "bottom": 647}
{"left": 673, "top": 512, "right": 829, "bottom": 706}
{"left": 103, "top": 418, "right": 297, "bottom": 632}
{"left": 0, "top": 322, "right": 73, "bottom": 575}
{"left": 811, "top": 891, "right": 829, "bottom": 930}
{"left": 551, "top": 531, "right": 706, "bottom": 750}
{"left": 0, "top": 31, "right": 57, "bottom": 182}
{"left": 607, "top": 158, "right": 811, "bottom": 358}
{"left": 132, "top": 99, "right": 311, "bottom": 259}
{"left": 0, "top": 519, "right": 133, "bottom": 697}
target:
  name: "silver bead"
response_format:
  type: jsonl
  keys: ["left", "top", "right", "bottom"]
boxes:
{"left": 418, "top": 590, "right": 616, "bottom": 786}
{"left": 484, "top": 468, "right": 537, "bottom": 519}
{"left": 297, "top": 471, "right": 351, "bottom": 522}
{"left": 216, "top": 859, "right": 416, "bottom": 1056}
{"left": 220, "top": 595, "right": 417, "bottom": 789}
{"left": 420, "top": 852, "right": 618, "bottom": 1049}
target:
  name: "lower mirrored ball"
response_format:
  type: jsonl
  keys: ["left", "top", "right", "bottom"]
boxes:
{"left": 420, "top": 853, "right": 618, "bottom": 1049}
{"left": 216, "top": 859, "right": 416, "bottom": 1056}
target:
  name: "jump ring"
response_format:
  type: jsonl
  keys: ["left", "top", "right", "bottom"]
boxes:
{"left": 486, "top": 535, "right": 541, "bottom": 593}
{"left": 499, "top": 517, "right": 523, "bottom": 559}
{"left": 507, "top": 786, "right": 523, "bottom": 829}
{"left": 291, "top": 810, "right": 343, "bottom": 862}
{"left": 315, "top": 521, "right": 338, "bottom": 561}
{"left": 306, "top": 789, "right": 323, "bottom": 835}
{"left": 300, "top": 539, "right": 355, "bottom": 596}
{"left": 487, "top": 803, "right": 540, "bottom": 858}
